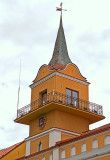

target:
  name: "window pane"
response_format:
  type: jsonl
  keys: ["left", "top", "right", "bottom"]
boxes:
{"left": 42, "top": 92, "right": 47, "bottom": 105}
{"left": 72, "top": 91, "right": 78, "bottom": 98}
{"left": 72, "top": 91, "right": 78, "bottom": 106}
{"left": 66, "top": 89, "right": 71, "bottom": 104}
{"left": 66, "top": 89, "right": 71, "bottom": 96}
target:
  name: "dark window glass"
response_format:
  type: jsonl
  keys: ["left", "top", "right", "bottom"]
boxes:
{"left": 66, "top": 89, "right": 71, "bottom": 104}
{"left": 42, "top": 92, "right": 47, "bottom": 105}
{"left": 66, "top": 89, "right": 78, "bottom": 106}
{"left": 38, "top": 141, "right": 42, "bottom": 152}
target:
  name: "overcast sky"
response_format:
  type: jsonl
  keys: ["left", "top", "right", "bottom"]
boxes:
{"left": 0, "top": 0, "right": 110, "bottom": 149}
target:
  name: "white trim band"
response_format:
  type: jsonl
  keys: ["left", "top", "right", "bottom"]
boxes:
{"left": 25, "top": 127, "right": 80, "bottom": 142}
{"left": 30, "top": 72, "right": 89, "bottom": 89}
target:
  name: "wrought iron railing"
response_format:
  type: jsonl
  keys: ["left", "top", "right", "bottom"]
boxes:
{"left": 17, "top": 91, "right": 103, "bottom": 118}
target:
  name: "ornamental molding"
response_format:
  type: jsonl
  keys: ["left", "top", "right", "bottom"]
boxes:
{"left": 25, "top": 127, "right": 80, "bottom": 142}
{"left": 30, "top": 72, "right": 89, "bottom": 89}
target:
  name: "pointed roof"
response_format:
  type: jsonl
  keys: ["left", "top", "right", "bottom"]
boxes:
{"left": 48, "top": 15, "right": 72, "bottom": 66}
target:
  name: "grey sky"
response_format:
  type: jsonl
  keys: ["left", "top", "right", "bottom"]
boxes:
{"left": 0, "top": 0, "right": 110, "bottom": 149}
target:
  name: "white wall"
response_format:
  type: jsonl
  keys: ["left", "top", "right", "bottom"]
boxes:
{"left": 26, "top": 140, "right": 30, "bottom": 156}
{"left": 49, "top": 130, "right": 61, "bottom": 147}
{"left": 53, "top": 148, "right": 59, "bottom": 160}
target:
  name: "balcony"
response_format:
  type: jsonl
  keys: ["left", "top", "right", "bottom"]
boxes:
{"left": 16, "top": 91, "right": 103, "bottom": 119}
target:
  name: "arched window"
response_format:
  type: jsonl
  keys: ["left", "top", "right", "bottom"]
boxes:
{"left": 104, "top": 135, "right": 110, "bottom": 146}
{"left": 38, "top": 141, "right": 42, "bottom": 152}
{"left": 81, "top": 143, "right": 86, "bottom": 153}
{"left": 92, "top": 139, "right": 98, "bottom": 149}
{"left": 71, "top": 146, "right": 76, "bottom": 156}
{"left": 49, "top": 153, "right": 52, "bottom": 160}
{"left": 42, "top": 156, "right": 45, "bottom": 160}
{"left": 61, "top": 149, "right": 65, "bottom": 159}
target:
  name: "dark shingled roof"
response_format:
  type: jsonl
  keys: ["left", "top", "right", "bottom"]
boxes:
{"left": 48, "top": 15, "right": 72, "bottom": 66}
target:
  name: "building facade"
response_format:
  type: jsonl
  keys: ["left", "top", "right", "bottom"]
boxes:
{"left": 0, "top": 13, "right": 110, "bottom": 160}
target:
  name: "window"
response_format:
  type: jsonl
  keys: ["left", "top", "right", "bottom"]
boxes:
{"left": 49, "top": 154, "right": 52, "bottom": 160}
{"left": 42, "top": 91, "right": 47, "bottom": 105}
{"left": 71, "top": 146, "right": 76, "bottom": 156}
{"left": 92, "top": 139, "right": 98, "bottom": 149}
{"left": 81, "top": 143, "right": 86, "bottom": 153}
{"left": 66, "top": 88, "right": 78, "bottom": 106}
{"left": 61, "top": 149, "right": 65, "bottom": 159}
{"left": 104, "top": 135, "right": 110, "bottom": 146}
{"left": 38, "top": 141, "right": 42, "bottom": 152}
{"left": 42, "top": 156, "right": 45, "bottom": 160}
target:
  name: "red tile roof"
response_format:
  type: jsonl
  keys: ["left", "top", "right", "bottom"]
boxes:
{"left": 15, "top": 123, "right": 110, "bottom": 160}
{"left": 48, "top": 64, "right": 66, "bottom": 70}
{"left": 56, "top": 123, "right": 110, "bottom": 146}
{"left": 0, "top": 141, "right": 24, "bottom": 159}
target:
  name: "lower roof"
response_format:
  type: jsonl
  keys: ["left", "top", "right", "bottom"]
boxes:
{"left": 0, "top": 141, "right": 24, "bottom": 159}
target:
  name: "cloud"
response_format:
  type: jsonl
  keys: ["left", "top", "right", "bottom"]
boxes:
{"left": 102, "top": 89, "right": 110, "bottom": 95}
{"left": 0, "top": 0, "right": 58, "bottom": 47}
{"left": 102, "top": 29, "right": 110, "bottom": 40}
{"left": 74, "top": 30, "right": 110, "bottom": 68}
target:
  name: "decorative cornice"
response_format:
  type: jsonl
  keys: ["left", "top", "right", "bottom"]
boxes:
{"left": 30, "top": 71, "right": 89, "bottom": 89}
{"left": 30, "top": 72, "right": 56, "bottom": 89}
{"left": 25, "top": 127, "right": 80, "bottom": 142}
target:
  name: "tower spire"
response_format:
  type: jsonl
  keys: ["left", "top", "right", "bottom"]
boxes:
{"left": 48, "top": 4, "right": 72, "bottom": 66}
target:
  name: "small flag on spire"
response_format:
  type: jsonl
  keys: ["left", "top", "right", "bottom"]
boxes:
{"left": 56, "top": 2, "right": 67, "bottom": 11}
{"left": 56, "top": 8, "right": 62, "bottom": 11}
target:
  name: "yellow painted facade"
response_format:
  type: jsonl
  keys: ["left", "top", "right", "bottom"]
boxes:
{"left": 30, "top": 134, "right": 49, "bottom": 154}
{"left": 59, "top": 131, "right": 110, "bottom": 159}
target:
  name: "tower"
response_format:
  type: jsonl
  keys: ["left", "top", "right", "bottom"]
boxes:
{"left": 14, "top": 12, "right": 104, "bottom": 158}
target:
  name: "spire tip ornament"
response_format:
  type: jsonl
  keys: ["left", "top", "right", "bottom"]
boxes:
{"left": 56, "top": 2, "right": 67, "bottom": 15}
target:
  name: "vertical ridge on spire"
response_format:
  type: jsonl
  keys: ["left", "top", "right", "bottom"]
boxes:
{"left": 48, "top": 14, "right": 72, "bottom": 66}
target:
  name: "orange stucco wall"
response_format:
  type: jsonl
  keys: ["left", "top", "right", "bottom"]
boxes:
{"left": 29, "top": 109, "right": 89, "bottom": 137}
{"left": 55, "top": 75, "right": 89, "bottom": 101}
{"left": 31, "top": 76, "right": 56, "bottom": 103}
{"left": 54, "top": 110, "right": 89, "bottom": 134}
{"left": 29, "top": 110, "right": 56, "bottom": 137}
{"left": 30, "top": 134, "right": 49, "bottom": 154}
{"left": 34, "top": 64, "right": 87, "bottom": 83}
{"left": 59, "top": 63, "right": 87, "bottom": 81}
{"left": 34, "top": 65, "right": 52, "bottom": 83}
{"left": 31, "top": 63, "right": 89, "bottom": 103}
{"left": 61, "top": 133, "right": 75, "bottom": 141}
{"left": 1, "top": 142, "right": 26, "bottom": 160}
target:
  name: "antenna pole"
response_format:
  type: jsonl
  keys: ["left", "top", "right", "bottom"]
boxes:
{"left": 17, "top": 60, "right": 21, "bottom": 117}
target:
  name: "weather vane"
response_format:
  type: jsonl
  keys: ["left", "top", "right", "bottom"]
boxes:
{"left": 56, "top": 2, "right": 67, "bottom": 15}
